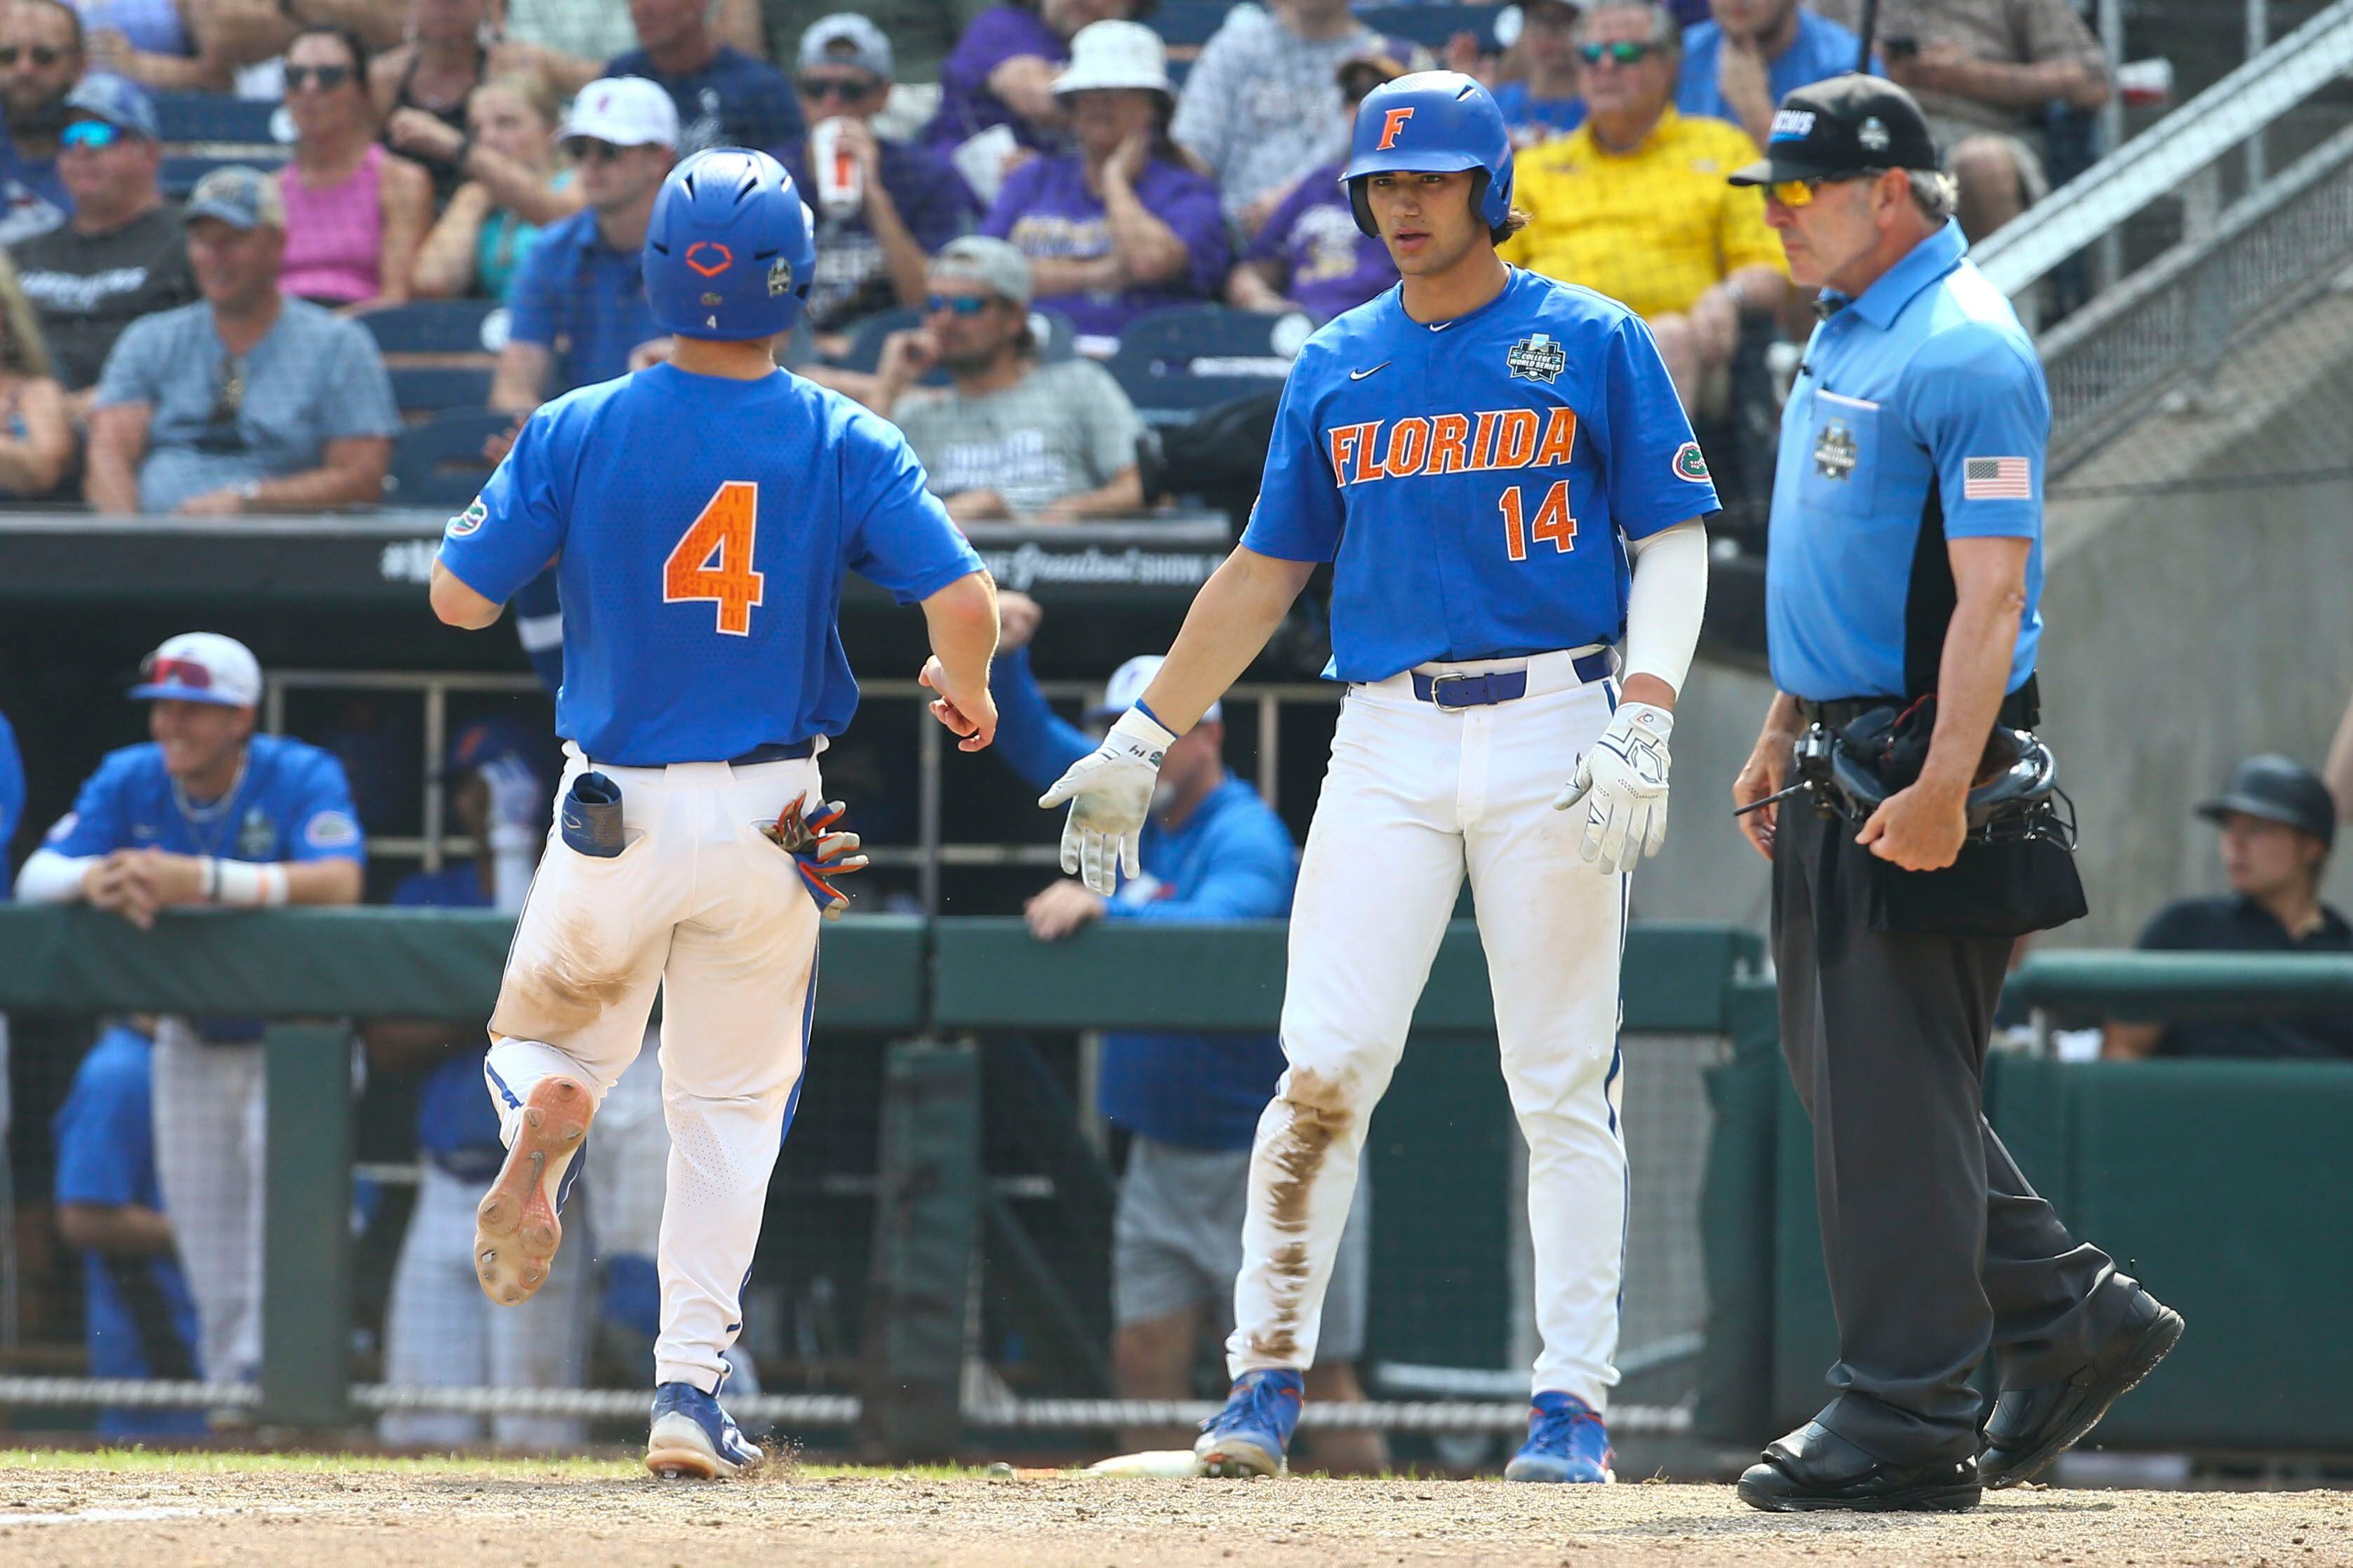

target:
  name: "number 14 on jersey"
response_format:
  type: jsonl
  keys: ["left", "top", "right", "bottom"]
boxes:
{"left": 1498, "top": 481, "right": 1576, "bottom": 562}
{"left": 663, "top": 481, "right": 765, "bottom": 635}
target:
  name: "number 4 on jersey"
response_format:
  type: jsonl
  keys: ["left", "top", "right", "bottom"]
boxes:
{"left": 1498, "top": 481, "right": 1576, "bottom": 562}
{"left": 664, "top": 481, "right": 765, "bottom": 635}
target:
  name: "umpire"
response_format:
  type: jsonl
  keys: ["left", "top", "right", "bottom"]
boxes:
{"left": 1725, "top": 76, "right": 2182, "bottom": 1512}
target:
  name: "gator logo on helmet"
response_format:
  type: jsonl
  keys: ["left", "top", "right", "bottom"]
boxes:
{"left": 700, "top": 291, "right": 724, "bottom": 305}
{"left": 684, "top": 241, "right": 733, "bottom": 277}
{"left": 767, "top": 257, "right": 793, "bottom": 297}
{"left": 1377, "top": 106, "right": 1415, "bottom": 151}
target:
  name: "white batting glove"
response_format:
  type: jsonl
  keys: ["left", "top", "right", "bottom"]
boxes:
{"left": 1554, "top": 702, "right": 1674, "bottom": 875}
{"left": 1039, "top": 707, "right": 1175, "bottom": 895}
{"left": 479, "top": 754, "right": 545, "bottom": 853}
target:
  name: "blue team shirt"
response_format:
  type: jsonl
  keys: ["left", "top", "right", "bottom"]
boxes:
{"left": 1766, "top": 220, "right": 2047, "bottom": 701}
{"left": 989, "top": 647, "right": 1295, "bottom": 1149}
{"left": 1677, "top": 13, "right": 1877, "bottom": 127}
{"left": 1243, "top": 269, "right": 1719, "bottom": 682}
{"left": 1491, "top": 81, "right": 1586, "bottom": 146}
{"left": 437, "top": 363, "right": 984, "bottom": 766}
{"left": 44, "top": 732, "right": 365, "bottom": 866}
{"left": 604, "top": 46, "right": 804, "bottom": 155}
{"left": 52, "top": 1025, "right": 207, "bottom": 1437}
{"left": 503, "top": 209, "right": 660, "bottom": 396}
{"left": 0, "top": 708, "right": 23, "bottom": 888}
{"left": 390, "top": 864, "right": 507, "bottom": 1179}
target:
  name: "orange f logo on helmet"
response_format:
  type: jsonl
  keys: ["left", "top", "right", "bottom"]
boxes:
{"left": 1377, "top": 106, "right": 1414, "bottom": 151}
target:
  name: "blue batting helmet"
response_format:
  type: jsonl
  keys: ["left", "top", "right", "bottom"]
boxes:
{"left": 644, "top": 147, "right": 818, "bottom": 341}
{"left": 1340, "top": 70, "right": 1515, "bottom": 241}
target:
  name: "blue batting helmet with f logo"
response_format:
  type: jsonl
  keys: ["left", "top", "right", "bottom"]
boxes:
{"left": 1340, "top": 70, "right": 1515, "bottom": 241}
{"left": 644, "top": 147, "right": 819, "bottom": 342}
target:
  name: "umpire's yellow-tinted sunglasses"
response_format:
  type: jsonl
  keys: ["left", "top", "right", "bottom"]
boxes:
{"left": 1768, "top": 171, "right": 1874, "bottom": 208}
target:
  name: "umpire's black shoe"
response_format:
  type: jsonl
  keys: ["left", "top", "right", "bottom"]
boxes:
{"left": 1737, "top": 1422, "right": 1981, "bottom": 1513}
{"left": 1980, "top": 1288, "right": 2185, "bottom": 1489}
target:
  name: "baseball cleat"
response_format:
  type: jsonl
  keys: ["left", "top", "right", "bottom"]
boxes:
{"left": 1980, "top": 1288, "right": 2185, "bottom": 1489}
{"left": 1194, "top": 1367, "right": 1303, "bottom": 1477}
{"left": 474, "top": 1074, "right": 591, "bottom": 1306}
{"left": 646, "top": 1381, "right": 764, "bottom": 1480}
{"left": 1503, "top": 1391, "right": 1615, "bottom": 1483}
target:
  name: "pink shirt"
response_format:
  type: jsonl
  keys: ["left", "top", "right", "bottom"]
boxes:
{"left": 277, "top": 144, "right": 386, "bottom": 304}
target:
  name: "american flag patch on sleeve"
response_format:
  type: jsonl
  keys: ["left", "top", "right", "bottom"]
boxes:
{"left": 1962, "top": 456, "right": 2032, "bottom": 499}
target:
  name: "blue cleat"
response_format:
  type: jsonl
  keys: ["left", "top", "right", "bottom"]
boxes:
{"left": 1194, "top": 1368, "right": 1305, "bottom": 1477}
{"left": 1503, "top": 1391, "right": 1615, "bottom": 1483}
{"left": 646, "top": 1382, "right": 764, "bottom": 1480}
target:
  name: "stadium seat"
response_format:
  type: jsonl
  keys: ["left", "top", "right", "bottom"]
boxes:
{"left": 388, "top": 364, "right": 495, "bottom": 415}
{"left": 152, "top": 91, "right": 283, "bottom": 145}
{"left": 1149, "top": 0, "right": 1234, "bottom": 48}
{"left": 1355, "top": 3, "right": 1509, "bottom": 50}
{"left": 161, "top": 151, "right": 287, "bottom": 199}
{"left": 360, "top": 300, "right": 508, "bottom": 356}
{"left": 1109, "top": 306, "right": 1302, "bottom": 420}
{"left": 386, "top": 408, "right": 513, "bottom": 508}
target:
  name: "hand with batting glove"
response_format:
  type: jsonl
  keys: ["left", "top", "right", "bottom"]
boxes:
{"left": 1554, "top": 702, "right": 1674, "bottom": 875}
{"left": 761, "top": 793, "right": 869, "bottom": 920}
{"left": 1038, "top": 707, "right": 1175, "bottom": 895}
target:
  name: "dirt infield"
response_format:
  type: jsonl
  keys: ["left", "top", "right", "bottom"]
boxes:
{"left": 1, "top": 1453, "right": 2346, "bottom": 1567}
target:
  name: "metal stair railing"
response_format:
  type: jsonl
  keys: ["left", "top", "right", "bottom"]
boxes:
{"left": 1975, "top": 0, "right": 2353, "bottom": 300}
{"left": 2034, "top": 119, "right": 2353, "bottom": 474}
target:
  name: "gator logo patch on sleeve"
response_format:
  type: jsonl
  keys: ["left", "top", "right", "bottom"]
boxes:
{"left": 1672, "top": 441, "right": 1711, "bottom": 483}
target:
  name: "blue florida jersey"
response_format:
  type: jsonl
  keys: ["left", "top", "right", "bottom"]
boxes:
{"left": 44, "top": 732, "right": 365, "bottom": 868}
{"left": 1242, "top": 269, "right": 1719, "bottom": 682}
{"left": 436, "top": 363, "right": 987, "bottom": 767}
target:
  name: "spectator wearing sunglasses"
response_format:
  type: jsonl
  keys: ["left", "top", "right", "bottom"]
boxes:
{"left": 1678, "top": 0, "right": 1872, "bottom": 152}
{"left": 9, "top": 74, "right": 194, "bottom": 403}
{"left": 1226, "top": 52, "right": 1400, "bottom": 326}
{"left": 488, "top": 75, "right": 676, "bottom": 413}
{"left": 412, "top": 71, "right": 582, "bottom": 302}
{"left": 1492, "top": 0, "right": 1587, "bottom": 149}
{"left": 874, "top": 235, "right": 1142, "bottom": 523}
{"left": 606, "top": 0, "right": 801, "bottom": 159}
{"left": 779, "top": 14, "right": 974, "bottom": 347}
{"left": 85, "top": 164, "right": 398, "bottom": 514}
{"left": 276, "top": 26, "right": 432, "bottom": 310}
{"left": 1503, "top": 0, "right": 1787, "bottom": 408}
{"left": 0, "top": 0, "right": 86, "bottom": 246}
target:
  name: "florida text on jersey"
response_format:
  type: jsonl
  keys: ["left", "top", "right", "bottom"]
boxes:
{"left": 1241, "top": 269, "right": 1719, "bottom": 683}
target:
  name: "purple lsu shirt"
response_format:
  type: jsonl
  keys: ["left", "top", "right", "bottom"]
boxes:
{"left": 1245, "top": 159, "right": 1399, "bottom": 326}
{"left": 927, "top": 4, "right": 1067, "bottom": 154}
{"left": 981, "top": 153, "right": 1232, "bottom": 340}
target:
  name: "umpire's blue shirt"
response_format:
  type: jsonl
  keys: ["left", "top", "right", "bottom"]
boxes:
{"left": 1766, "top": 218, "right": 2048, "bottom": 702}
{"left": 989, "top": 648, "right": 1295, "bottom": 1151}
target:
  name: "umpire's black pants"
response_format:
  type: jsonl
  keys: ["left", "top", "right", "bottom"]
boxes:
{"left": 1771, "top": 795, "right": 2135, "bottom": 1463}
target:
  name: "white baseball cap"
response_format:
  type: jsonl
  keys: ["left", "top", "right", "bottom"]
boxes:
{"left": 1090, "top": 655, "right": 1220, "bottom": 725}
{"left": 559, "top": 76, "right": 681, "bottom": 149}
{"left": 1053, "top": 20, "right": 1172, "bottom": 99}
{"left": 129, "top": 631, "right": 263, "bottom": 708}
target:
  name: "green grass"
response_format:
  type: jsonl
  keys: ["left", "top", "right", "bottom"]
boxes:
{"left": 0, "top": 1449, "right": 994, "bottom": 1480}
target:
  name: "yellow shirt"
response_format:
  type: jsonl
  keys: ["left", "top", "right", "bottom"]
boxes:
{"left": 1501, "top": 109, "right": 1787, "bottom": 321}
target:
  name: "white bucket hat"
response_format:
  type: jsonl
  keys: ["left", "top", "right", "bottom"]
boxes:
{"left": 1053, "top": 20, "right": 1172, "bottom": 99}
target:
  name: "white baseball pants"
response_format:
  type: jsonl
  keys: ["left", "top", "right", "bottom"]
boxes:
{"left": 380, "top": 1160, "right": 590, "bottom": 1448}
{"left": 484, "top": 744, "right": 822, "bottom": 1395}
{"left": 1225, "top": 650, "right": 1630, "bottom": 1409}
{"left": 150, "top": 1022, "right": 266, "bottom": 1384}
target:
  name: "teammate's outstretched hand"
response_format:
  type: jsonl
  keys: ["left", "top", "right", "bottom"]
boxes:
{"left": 1038, "top": 707, "right": 1175, "bottom": 895}
{"left": 1554, "top": 702, "right": 1674, "bottom": 875}
{"left": 919, "top": 655, "right": 999, "bottom": 752}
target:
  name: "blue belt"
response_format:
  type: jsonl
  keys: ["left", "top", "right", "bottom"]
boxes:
{"left": 730, "top": 740, "right": 817, "bottom": 765}
{"left": 1409, "top": 651, "right": 1613, "bottom": 711}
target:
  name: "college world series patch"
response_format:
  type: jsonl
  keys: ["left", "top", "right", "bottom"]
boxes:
{"left": 1506, "top": 333, "right": 1567, "bottom": 384}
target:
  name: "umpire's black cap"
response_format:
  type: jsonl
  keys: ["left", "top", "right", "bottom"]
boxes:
{"left": 2196, "top": 754, "right": 2338, "bottom": 849}
{"left": 1728, "top": 74, "right": 1938, "bottom": 187}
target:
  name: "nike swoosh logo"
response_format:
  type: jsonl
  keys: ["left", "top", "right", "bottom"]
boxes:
{"left": 1349, "top": 363, "right": 1390, "bottom": 380}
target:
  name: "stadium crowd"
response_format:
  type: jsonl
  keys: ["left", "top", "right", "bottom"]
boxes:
{"left": 20, "top": 0, "right": 2334, "bottom": 1454}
